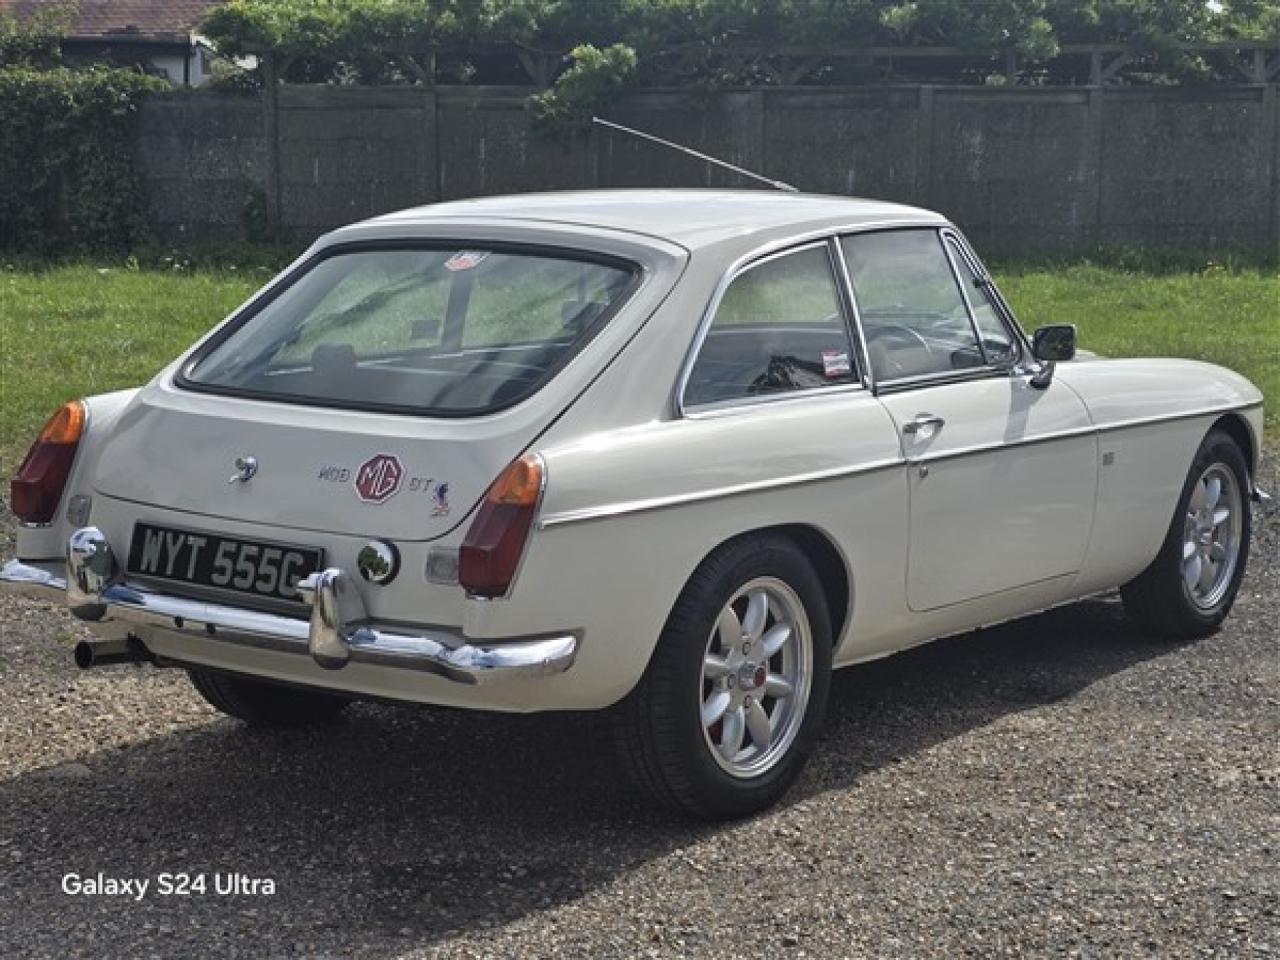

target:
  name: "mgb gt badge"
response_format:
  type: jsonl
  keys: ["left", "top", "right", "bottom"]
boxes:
{"left": 354, "top": 453, "right": 404, "bottom": 504}
{"left": 227, "top": 455, "right": 258, "bottom": 484}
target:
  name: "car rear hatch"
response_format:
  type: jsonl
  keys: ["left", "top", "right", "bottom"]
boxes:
{"left": 90, "top": 383, "right": 538, "bottom": 543}
{"left": 89, "top": 236, "right": 684, "bottom": 543}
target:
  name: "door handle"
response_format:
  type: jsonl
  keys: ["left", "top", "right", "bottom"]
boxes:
{"left": 902, "top": 413, "right": 945, "bottom": 436}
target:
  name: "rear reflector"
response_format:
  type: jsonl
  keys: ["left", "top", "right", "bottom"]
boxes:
{"left": 459, "top": 454, "right": 544, "bottom": 598}
{"left": 11, "top": 401, "right": 86, "bottom": 525}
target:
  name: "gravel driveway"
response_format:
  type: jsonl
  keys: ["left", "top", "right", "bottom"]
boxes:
{"left": 0, "top": 457, "right": 1276, "bottom": 959}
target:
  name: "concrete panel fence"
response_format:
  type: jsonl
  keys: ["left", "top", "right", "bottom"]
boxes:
{"left": 138, "top": 84, "right": 1280, "bottom": 256}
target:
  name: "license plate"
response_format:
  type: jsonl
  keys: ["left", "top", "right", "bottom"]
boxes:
{"left": 126, "top": 523, "right": 323, "bottom": 605}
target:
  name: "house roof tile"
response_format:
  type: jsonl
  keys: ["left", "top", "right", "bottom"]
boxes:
{"left": 1, "top": 0, "right": 221, "bottom": 41}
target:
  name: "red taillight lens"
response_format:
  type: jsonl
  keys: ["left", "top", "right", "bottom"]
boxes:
{"left": 11, "top": 401, "right": 86, "bottom": 525}
{"left": 459, "top": 454, "right": 544, "bottom": 598}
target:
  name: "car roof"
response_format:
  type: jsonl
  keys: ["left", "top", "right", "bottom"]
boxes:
{"left": 365, "top": 189, "right": 948, "bottom": 252}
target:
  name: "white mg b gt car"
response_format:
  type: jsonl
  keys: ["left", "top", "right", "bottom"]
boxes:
{"left": 2, "top": 191, "right": 1266, "bottom": 819}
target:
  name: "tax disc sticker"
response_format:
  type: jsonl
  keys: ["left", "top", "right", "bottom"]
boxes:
{"left": 445, "top": 251, "right": 489, "bottom": 272}
{"left": 821, "top": 349, "right": 852, "bottom": 377}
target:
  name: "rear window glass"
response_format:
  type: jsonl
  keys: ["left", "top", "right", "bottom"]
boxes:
{"left": 182, "top": 247, "right": 636, "bottom": 415}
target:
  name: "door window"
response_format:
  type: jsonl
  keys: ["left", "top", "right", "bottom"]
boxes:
{"left": 840, "top": 230, "right": 986, "bottom": 382}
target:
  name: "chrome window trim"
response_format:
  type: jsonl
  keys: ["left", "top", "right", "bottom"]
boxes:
{"left": 868, "top": 364, "right": 1020, "bottom": 394}
{"left": 672, "top": 217, "right": 940, "bottom": 418}
{"left": 941, "top": 229, "right": 1031, "bottom": 366}
{"left": 830, "top": 235, "right": 878, "bottom": 392}
{"left": 941, "top": 234, "right": 1001, "bottom": 366}
{"left": 675, "top": 238, "right": 864, "bottom": 417}
{"left": 682, "top": 381, "right": 873, "bottom": 420}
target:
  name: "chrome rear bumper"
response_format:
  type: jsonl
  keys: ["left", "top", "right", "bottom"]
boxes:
{"left": 0, "top": 527, "right": 577, "bottom": 686}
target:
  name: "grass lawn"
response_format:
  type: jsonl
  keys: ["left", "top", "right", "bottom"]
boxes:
{"left": 0, "top": 264, "right": 264, "bottom": 477}
{"left": 1, "top": 260, "right": 1276, "bottom": 478}
{"left": 997, "top": 264, "right": 1279, "bottom": 418}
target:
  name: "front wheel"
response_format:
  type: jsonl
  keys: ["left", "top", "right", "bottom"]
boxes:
{"left": 1121, "top": 429, "right": 1252, "bottom": 639}
{"left": 615, "top": 535, "right": 833, "bottom": 820}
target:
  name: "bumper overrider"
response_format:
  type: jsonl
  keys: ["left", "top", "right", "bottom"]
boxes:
{"left": 0, "top": 527, "right": 578, "bottom": 686}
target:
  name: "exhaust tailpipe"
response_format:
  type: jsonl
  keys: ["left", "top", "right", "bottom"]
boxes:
{"left": 74, "top": 637, "right": 153, "bottom": 669}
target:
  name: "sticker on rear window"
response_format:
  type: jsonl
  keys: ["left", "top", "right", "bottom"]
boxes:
{"left": 821, "top": 349, "right": 852, "bottom": 377}
{"left": 445, "top": 251, "right": 489, "bottom": 272}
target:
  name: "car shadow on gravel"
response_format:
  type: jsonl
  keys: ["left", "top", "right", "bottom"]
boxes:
{"left": 0, "top": 590, "right": 1195, "bottom": 955}
{"left": 811, "top": 592, "right": 1184, "bottom": 784}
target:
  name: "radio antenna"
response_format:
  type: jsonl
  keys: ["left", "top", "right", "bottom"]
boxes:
{"left": 592, "top": 116, "right": 798, "bottom": 193}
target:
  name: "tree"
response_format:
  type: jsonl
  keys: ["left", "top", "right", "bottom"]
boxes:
{"left": 200, "top": 0, "right": 1280, "bottom": 89}
{"left": 0, "top": 0, "right": 72, "bottom": 68}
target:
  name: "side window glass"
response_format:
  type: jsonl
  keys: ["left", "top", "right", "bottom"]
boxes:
{"left": 946, "top": 240, "right": 1016, "bottom": 366}
{"left": 841, "top": 230, "right": 983, "bottom": 381}
{"left": 684, "top": 245, "right": 856, "bottom": 407}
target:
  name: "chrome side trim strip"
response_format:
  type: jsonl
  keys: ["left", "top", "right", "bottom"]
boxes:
{"left": 908, "top": 424, "right": 1101, "bottom": 465}
{"left": 1090, "top": 400, "right": 1264, "bottom": 437}
{"left": 539, "top": 400, "right": 1262, "bottom": 529}
{"left": 894, "top": 402, "right": 1259, "bottom": 467}
{"left": 539, "top": 456, "right": 903, "bottom": 529}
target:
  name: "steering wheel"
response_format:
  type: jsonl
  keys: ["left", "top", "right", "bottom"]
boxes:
{"left": 864, "top": 324, "right": 937, "bottom": 380}
{"left": 865, "top": 324, "right": 932, "bottom": 352}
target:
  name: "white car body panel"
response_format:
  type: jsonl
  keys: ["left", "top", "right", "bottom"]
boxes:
{"left": 3, "top": 191, "right": 1265, "bottom": 718}
{"left": 877, "top": 375, "right": 1097, "bottom": 611}
{"left": 1056, "top": 358, "right": 1265, "bottom": 596}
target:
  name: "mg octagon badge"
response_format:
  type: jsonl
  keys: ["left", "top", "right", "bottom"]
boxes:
{"left": 354, "top": 454, "right": 404, "bottom": 504}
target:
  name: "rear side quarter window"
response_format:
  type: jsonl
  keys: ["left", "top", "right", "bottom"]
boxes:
{"left": 683, "top": 244, "right": 857, "bottom": 409}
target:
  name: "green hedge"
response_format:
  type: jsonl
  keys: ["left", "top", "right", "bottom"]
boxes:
{"left": 0, "top": 68, "right": 166, "bottom": 254}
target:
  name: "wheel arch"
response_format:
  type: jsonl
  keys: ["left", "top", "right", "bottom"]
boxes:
{"left": 687, "top": 523, "right": 851, "bottom": 648}
{"left": 1211, "top": 413, "right": 1258, "bottom": 480}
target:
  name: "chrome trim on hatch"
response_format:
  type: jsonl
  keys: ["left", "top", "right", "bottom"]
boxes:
{"left": 20, "top": 528, "right": 578, "bottom": 686}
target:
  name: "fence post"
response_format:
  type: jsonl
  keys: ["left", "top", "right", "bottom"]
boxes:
{"left": 262, "top": 57, "right": 282, "bottom": 242}
{"left": 1264, "top": 83, "right": 1279, "bottom": 250}
{"left": 917, "top": 85, "right": 935, "bottom": 207}
{"left": 1087, "top": 85, "right": 1105, "bottom": 248}
{"left": 755, "top": 88, "right": 769, "bottom": 189}
{"left": 422, "top": 84, "right": 441, "bottom": 204}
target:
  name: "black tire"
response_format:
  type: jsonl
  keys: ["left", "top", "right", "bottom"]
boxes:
{"left": 614, "top": 534, "right": 833, "bottom": 820}
{"left": 1121, "top": 429, "right": 1252, "bottom": 640}
{"left": 188, "top": 669, "right": 351, "bottom": 726}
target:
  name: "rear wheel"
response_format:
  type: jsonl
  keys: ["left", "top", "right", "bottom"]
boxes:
{"left": 188, "top": 669, "right": 351, "bottom": 726}
{"left": 615, "top": 535, "right": 833, "bottom": 820}
{"left": 1121, "top": 429, "right": 1252, "bottom": 639}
